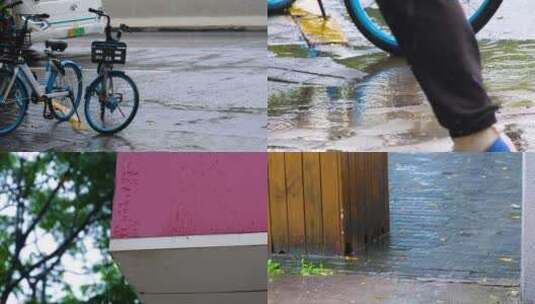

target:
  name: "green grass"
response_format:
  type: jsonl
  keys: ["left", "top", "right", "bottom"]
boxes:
{"left": 299, "top": 259, "right": 334, "bottom": 276}
{"left": 268, "top": 258, "right": 334, "bottom": 277}
{"left": 268, "top": 259, "right": 284, "bottom": 276}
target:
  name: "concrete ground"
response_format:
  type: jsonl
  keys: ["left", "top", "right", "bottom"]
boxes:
{"left": 269, "top": 274, "right": 520, "bottom": 304}
{"left": 268, "top": 0, "right": 535, "bottom": 152}
{"left": 1, "top": 31, "right": 266, "bottom": 151}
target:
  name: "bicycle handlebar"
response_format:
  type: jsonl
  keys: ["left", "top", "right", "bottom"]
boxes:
{"left": 89, "top": 8, "right": 130, "bottom": 41}
{"left": 88, "top": 8, "right": 105, "bottom": 16}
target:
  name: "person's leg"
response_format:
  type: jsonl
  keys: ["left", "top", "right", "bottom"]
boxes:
{"left": 375, "top": 0, "right": 513, "bottom": 151}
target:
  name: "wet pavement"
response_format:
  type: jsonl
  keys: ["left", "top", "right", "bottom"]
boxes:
{"left": 1, "top": 32, "right": 266, "bottom": 151}
{"left": 272, "top": 153, "right": 522, "bottom": 285}
{"left": 269, "top": 274, "right": 520, "bottom": 304}
{"left": 268, "top": 0, "right": 535, "bottom": 151}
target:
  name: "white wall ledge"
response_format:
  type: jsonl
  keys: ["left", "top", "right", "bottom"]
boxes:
{"left": 110, "top": 232, "right": 268, "bottom": 252}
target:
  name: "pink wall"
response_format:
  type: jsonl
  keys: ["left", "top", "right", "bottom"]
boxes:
{"left": 111, "top": 153, "right": 267, "bottom": 239}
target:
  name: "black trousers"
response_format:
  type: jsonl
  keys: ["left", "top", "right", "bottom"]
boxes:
{"left": 376, "top": 0, "right": 498, "bottom": 138}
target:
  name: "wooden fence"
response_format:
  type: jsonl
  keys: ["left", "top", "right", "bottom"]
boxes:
{"left": 268, "top": 152, "right": 389, "bottom": 256}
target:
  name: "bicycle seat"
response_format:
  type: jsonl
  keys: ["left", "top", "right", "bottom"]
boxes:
{"left": 45, "top": 40, "right": 67, "bottom": 52}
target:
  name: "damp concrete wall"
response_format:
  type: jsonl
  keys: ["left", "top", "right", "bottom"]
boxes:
{"left": 523, "top": 153, "right": 535, "bottom": 304}
{"left": 101, "top": 0, "right": 266, "bottom": 29}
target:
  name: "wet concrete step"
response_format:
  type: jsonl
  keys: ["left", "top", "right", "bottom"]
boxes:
{"left": 269, "top": 57, "right": 366, "bottom": 86}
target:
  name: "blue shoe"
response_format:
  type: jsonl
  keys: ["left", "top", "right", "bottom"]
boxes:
{"left": 486, "top": 137, "right": 512, "bottom": 152}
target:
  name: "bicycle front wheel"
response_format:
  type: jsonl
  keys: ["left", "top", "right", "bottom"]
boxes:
{"left": 268, "top": 0, "right": 297, "bottom": 13}
{"left": 0, "top": 69, "right": 29, "bottom": 135}
{"left": 344, "top": 0, "right": 503, "bottom": 55}
{"left": 84, "top": 71, "right": 139, "bottom": 134}
{"left": 48, "top": 61, "right": 83, "bottom": 122}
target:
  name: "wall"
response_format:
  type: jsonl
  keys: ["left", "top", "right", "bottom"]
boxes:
{"left": 111, "top": 152, "right": 267, "bottom": 239}
{"left": 268, "top": 152, "right": 389, "bottom": 257}
{"left": 102, "top": 0, "right": 266, "bottom": 29}
{"left": 110, "top": 152, "right": 268, "bottom": 303}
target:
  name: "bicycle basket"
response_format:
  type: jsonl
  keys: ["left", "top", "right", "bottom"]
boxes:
{"left": 0, "top": 30, "right": 30, "bottom": 63}
{"left": 91, "top": 41, "right": 127, "bottom": 64}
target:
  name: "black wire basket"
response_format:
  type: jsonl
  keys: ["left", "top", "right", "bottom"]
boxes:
{"left": 0, "top": 29, "right": 30, "bottom": 63}
{"left": 91, "top": 41, "right": 127, "bottom": 64}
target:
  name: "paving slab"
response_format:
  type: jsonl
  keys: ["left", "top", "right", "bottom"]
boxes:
{"left": 269, "top": 57, "right": 366, "bottom": 86}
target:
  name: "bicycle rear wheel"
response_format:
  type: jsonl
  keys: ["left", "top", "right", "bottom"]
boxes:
{"left": 344, "top": 0, "right": 503, "bottom": 55}
{"left": 84, "top": 71, "right": 139, "bottom": 134}
{"left": 48, "top": 61, "right": 83, "bottom": 122}
{"left": 268, "top": 0, "right": 297, "bottom": 13}
{"left": 0, "top": 69, "right": 29, "bottom": 135}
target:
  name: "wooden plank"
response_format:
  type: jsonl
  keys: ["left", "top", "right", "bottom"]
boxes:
{"left": 339, "top": 153, "right": 353, "bottom": 255}
{"left": 382, "top": 153, "right": 390, "bottom": 234}
{"left": 369, "top": 153, "right": 380, "bottom": 238}
{"left": 302, "top": 153, "right": 323, "bottom": 255}
{"left": 372, "top": 153, "right": 388, "bottom": 237}
{"left": 284, "top": 153, "right": 306, "bottom": 255}
{"left": 268, "top": 152, "right": 390, "bottom": 257}
{"left": 352, "top": 153, "right": 366, "bottom": 250}
{"left": 365, "top": 153, "right": 376, "bottom": 239}
{"left": 268, "top": 153, "right": 289, "bottom": 254}
{"left": 320, "top": 152, "right": 343, "bottom": 255}
{"left": 268, "top": 189, "right": 271, "bottom": 252}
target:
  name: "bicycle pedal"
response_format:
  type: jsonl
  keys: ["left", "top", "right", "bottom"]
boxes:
{"left": 42, "top": 104, "right": 54, "bottom": 120}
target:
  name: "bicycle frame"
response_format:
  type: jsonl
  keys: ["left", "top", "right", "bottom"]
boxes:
{"left": 0, "top": 62, "right": 70, "bottom": 104}
{"left": 97, "top": 63, "right": 113, "bottom": 95}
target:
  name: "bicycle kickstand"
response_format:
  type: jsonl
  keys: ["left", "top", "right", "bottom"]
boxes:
{"left": 317, "top": 0, "right": 328, "bottom": 19}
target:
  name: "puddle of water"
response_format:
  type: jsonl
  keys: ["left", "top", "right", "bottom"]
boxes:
{"left": 268, "top": 52, "right": 448, "bottom": 150}
{"left": 269, "top": 44, "right": 313, "bottom": 58}
{"left": 482, "top": 39, "right": 535, "bottom": 106}
{"left": 269, "top": 40, "right": 535, "bottom": 151}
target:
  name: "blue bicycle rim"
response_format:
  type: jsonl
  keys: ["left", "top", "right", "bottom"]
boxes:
{"left": 268, "top": 0, "right": 293, "bottom": 11}
{"left": 469, "top": 0, "right": 491, "bottom": 23}
{"left": 347, "top": 0, "right": 492, "bottom": 49}
{"left": 0, "top": 75, "right": 28, "bottom": 134}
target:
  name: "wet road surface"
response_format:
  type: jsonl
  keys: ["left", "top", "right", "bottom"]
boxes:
{"left": 1, "top": 31, "right": 266, "bottom": 151}
{"left": 272, "top": 153, "right": 522, "bottom": 284}
{"left": 268, "top": 0, "right": 535, "bottom": 151}
{"left": 269, "top": 274, "right": 520, "bottom": 304}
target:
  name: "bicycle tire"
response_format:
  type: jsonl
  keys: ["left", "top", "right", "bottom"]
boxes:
{"left": 0, "top": 69, "right": 29, "bottom": 135}
{"left": 48, "top": 61, "right": 83, "bottom": 122}
{"left": 84, "top": 71, "right": 139, "bottom": 134}
{"left": 344, "top": 0, "right": 503, "bottom": 55}
{"left": 268, "top": 0, "right": 297, "bottom": 13}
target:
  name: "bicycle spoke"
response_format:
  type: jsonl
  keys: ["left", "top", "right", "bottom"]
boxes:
{"left": 86, "top": 74, "right": 137, "bottom": 133}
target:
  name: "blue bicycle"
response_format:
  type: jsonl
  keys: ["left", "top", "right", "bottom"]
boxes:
{"left": 268, "top": 0, "right": 502, "bottom": 55}
{"left": 0, "top": 1, "right": 83, "bottom": 135}
{"left": 268, "top": 0, "right": 297, "bottom": 13}
{"left": 84, "top": 8, "right": 139, "bottom": 134}
{"left": 344, "top": 0, "right": 503, "bottom": 55}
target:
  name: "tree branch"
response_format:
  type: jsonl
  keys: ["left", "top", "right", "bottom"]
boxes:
{"left": 5, "top": 203, "right": 104, "bottom": 295}
{"left": 21, "top": 173, "right": 68, "bottom": 242}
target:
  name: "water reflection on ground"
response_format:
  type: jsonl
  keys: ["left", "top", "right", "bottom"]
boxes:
{"left": 268, "top": 0, "right": 535, "bottom": 151}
